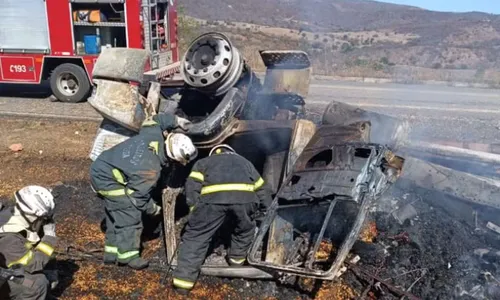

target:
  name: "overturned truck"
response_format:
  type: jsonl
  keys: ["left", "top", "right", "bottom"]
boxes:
{"left": 87, "top": 32, "right": 500, "bottom": 282}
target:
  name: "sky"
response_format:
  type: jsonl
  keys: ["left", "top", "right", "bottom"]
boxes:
{"left": 380, "top": 0, "right": 500, "bottom": 14}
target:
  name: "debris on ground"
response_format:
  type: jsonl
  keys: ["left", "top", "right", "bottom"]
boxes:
{"left": 392, "top": 204, "right": 418, "bottom": 225}
{"left": 486, "top": 222, "right": 500, "bottom": 235}
{"left": 8, "top": 143, "right": 23, "bottom": 152}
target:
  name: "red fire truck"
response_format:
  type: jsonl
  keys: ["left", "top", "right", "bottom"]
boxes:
{"left": 0, "top": 0, "right": 180, "bottom": 102}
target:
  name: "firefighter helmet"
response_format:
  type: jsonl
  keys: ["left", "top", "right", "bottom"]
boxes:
{"left": 209, "top": 144, "right": 236, "bottom": 156}
{"left": 14, "top": 185, "right": 55, "bottom": 218}
{"left": 166, "top": 133, "right": 198, "bottom": 165}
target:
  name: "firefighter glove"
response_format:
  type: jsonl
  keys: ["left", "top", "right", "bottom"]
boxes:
{"left": 175, "top": 116, "right": 193, "bottom": 131}
{"left": 254, "top": 211, "right": 266, "bottom": 226}
{"left": 151, "top": 203, "right": 162, "bottom": 216}
{"left": 43, "top": 222, "right": 56, "bottom": 237}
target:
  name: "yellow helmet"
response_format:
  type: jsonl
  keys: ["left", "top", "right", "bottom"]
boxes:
{"left": 209, "top": 144, "right": 236, "bottom": 156}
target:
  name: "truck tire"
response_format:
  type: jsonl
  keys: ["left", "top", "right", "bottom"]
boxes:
{"left": 50, "top": 63, "right": 91, "bottom": 103}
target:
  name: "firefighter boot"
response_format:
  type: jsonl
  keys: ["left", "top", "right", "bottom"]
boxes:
{"left": 103, "top": 252, "right": 117, "bottom": 265}
{"left": 172, "top": 278, "right": 194, "bottom": 295}
{"left": 103, "top": 245, "right": 117, "bottom": 265}
{"left": 227, "top": 257, "right": 246, "bottom": 266}
{"left": 123, "top": 257, "right": 149, "bottom": 270}
{"left": 173, "top": 286, "right": 191, "bottom": 296}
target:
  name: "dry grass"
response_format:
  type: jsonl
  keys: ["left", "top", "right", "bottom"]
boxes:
{"left": 315, "top": 280, "right": 358, "bottom": 300}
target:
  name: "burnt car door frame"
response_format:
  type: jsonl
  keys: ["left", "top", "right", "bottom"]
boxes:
{"left": 247, "top": 141, "right": 399, "bottom": 280}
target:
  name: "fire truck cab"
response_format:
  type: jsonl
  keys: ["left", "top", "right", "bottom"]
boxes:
{"left": 0, "top": 0, "right": 179, "bottom": 103}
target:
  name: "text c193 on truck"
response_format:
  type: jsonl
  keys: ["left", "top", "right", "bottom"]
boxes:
{"left": 0, "top": 0, "right": 180, "bottom": 103}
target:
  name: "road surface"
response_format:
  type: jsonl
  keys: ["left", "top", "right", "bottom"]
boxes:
{"left": 1, "top": 80, "right": 499, "bottom": 143}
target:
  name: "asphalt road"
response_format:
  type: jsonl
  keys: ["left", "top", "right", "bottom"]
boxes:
{"left": 308, "top": 81, "right": 500, "bottom": 144}
{"left": 1, "top": 80, "right": 499, "bottom": 143}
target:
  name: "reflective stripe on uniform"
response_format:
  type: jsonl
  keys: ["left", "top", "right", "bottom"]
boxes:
{"left": 112, "top": 169, "right": 126, "bottom": 185}
{"left": 104, "top": 245, "right": 118, "bottom": 254}
{"left": 8, "top": 250, "right": 34, "bottom": 268}
{"left": 254, "top": 177, "right": 265, "bottom": 190}
{"left": 117, "top": 250, "right": 139, "bottom": 260}
{"left": 98, "top": 188, "right": 134, "bottom": 197}
{"left": 200, "top": 177, "right": 265, "bottom": 195}
{"left": 188, "top": 171, "right": 204, "bottom": 181}
{"left": 142, "top": 119, "right": 158, "bottom": 127}
{"left": 173, "top": 278, "right": 195, "bottom": 289}
{"left": 229, "top": 257, "right": 246, "bottom": 265}
{"left": 35, "top": 242, "right": 54, "bottom": 257}
{"left": 201, "top": 184, "right": 254, "bottom": 195}
{"left": 149, "top": 141, "right": 159, "bottom": 155}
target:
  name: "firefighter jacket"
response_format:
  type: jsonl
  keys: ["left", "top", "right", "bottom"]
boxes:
{"left": 0, "top": 211, "right": 57, "bottom": 274}
{"left": 90, "top": 113, "right": 179, "bottom": 214}
{"left": 185, "top": 152, "right": 273, "bottom": 210}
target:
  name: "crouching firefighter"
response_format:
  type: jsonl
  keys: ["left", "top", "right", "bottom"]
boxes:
{"left": 90, "top": 113, "right": 198, "bottom": 270}
{"left": 172, "top": 144, "right": 273, "bottom": 293}
{"left": 0, "top": 186, "right": 57, "bottom": 300}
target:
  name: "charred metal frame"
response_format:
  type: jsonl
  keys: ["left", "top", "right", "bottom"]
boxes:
{"left": 247, "top": 128, "right": 401, "bottom": 279}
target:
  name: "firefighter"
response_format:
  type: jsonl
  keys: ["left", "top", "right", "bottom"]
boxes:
{"left": 172, "top": 144, "right": 273, "bottom": 293}
{"left": 0, "top": 185, "right": 57, "bottom": 300}
{"left": 90, "top": 113, "right": 198, "bottom": 270}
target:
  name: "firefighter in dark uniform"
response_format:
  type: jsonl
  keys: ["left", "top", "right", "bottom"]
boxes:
{"left": 90, "top": 113, "right": 198, "bottom": 270}
{"left": 0, "top": 185, "right": 57, "bottom": 300}
{"left": 172, "top": 144, "right": 273, "bottom": 292}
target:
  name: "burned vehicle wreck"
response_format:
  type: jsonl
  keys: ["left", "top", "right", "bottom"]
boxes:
{"left": 247, "top": 125, "right": 403, "bottom": 280}
{"left": 85, "top": 32, "right": 500, "bottom": 289}
{"left": 85, "top": 31, "right": 407, "bottom": 280}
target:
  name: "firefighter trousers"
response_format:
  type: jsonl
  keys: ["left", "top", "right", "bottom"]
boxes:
{"left": 0, "top": 273, "right": 49, "bottom": 300}
{"left": 173, "top": 202, "right": 258, "bottom": 285}
{"left": 102, "top": 194, "right": 143, "bottom": 263}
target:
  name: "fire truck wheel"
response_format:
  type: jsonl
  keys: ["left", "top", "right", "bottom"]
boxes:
{"left": 50, "top": 63, "right": 91, "bottom": 103}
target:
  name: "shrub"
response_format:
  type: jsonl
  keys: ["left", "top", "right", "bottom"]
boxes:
{"left": 311, "top": 42, "right": 324, "bottom": 49}
{"left": 380, "top": 57, "right": 390, "bottom": 65}
{"left": 432, "top": 63, "right": 442, "bottom": 69}
{"left": 341, "top": 42, "right": 354, "bottom": 53}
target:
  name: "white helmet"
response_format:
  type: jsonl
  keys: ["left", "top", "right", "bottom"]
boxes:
{"left": 165, "top": 133, "right": 198, "bottom": 165}
{"left": 209, "top": 144, "right": 236, "bottom": 156}
{"left": 14, "top": 185, "right": 55, "bottom": 218}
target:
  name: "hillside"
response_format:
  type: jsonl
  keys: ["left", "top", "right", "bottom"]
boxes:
{"left": 179, "top": 0, "right": 500, "bottom": 84}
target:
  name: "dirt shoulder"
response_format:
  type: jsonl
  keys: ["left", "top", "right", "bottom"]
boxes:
{"left": 0, "top": 117, "right": 98, "bottom": 199}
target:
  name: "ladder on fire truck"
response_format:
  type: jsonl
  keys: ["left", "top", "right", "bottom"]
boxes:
{"left": 142, "top": 0, "right": 168, "bottom": 70}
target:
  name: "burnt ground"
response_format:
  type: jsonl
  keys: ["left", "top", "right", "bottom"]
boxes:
{"left": 352, "top": 184, "right": 500, "bottom": 300}
{"left": 1, "top": 116, "right": 500, "bottom": 299}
